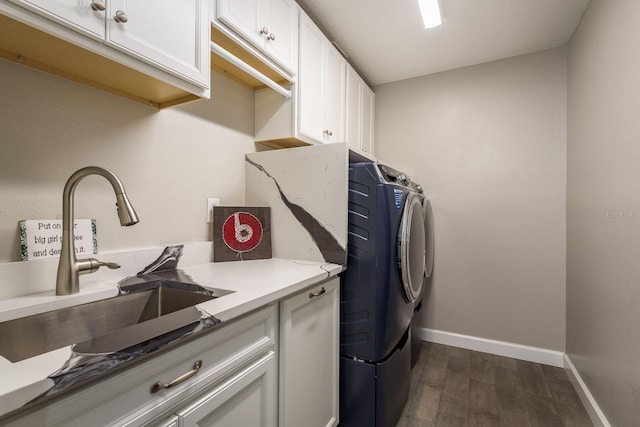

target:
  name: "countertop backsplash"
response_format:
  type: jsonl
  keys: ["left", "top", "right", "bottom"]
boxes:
{"left": 0, "top": 242, "right": 213, "bottom": 305}
{"left": 245, "top": 143, "right": 348, "bottom": 266}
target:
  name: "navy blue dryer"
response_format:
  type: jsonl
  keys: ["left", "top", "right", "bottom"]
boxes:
{"left": 409, "top": 181, "right": 435, "bottom": 367}
{"left": 340, "top": 162, "right": 426, "bottom": 427}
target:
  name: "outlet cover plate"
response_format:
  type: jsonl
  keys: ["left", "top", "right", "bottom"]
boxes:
{"left": 206, "top": 198, "right": 220, "bottom": 223}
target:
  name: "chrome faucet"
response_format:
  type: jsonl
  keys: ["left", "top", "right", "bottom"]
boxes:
{"left": 56, "top": 166, "right": 139, "bottom": 295}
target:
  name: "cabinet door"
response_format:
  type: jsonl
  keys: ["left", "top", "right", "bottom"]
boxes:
{"left": 361, "top": 84, "right": 375, "bottom": 155}
{"left": 217, "top": 0, "right": 263, "bottom": 48}
{"left": 176, "top": 352, "right": 277, "bottom": 427}
{"left": 280, "top": 278, "right": 340, "bottom": 427}
{"left": 345, "top": 65, "right": 362, "bottom": 150}
{"left": 323, "top": 45, "right": 346, "bottom": 143}
{"left": 263, "top": 0, "right": 297, "bottom": 72}
{"left": 298, "top": 13, "right": 325, "bottom": 143}
{"left": 345, "top": 65, "right": 375, "bottom": 154}
{"left": 12, "top": 0, "right": 105, "bottom": 39}
{"left": 106, "top": 0, "right": 209, "bottom": 88}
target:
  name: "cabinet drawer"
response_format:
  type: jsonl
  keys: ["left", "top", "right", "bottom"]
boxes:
{"left": 2, "top": 304, "right": 277, "bottom": 427}
{"left": 173, "top": 351, "right": 277, "bottom": 427}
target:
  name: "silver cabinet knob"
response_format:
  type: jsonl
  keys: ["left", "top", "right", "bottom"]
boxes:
{"left": 323, "top": 130, "right": 333, "bottom": 137}
{"left": 268, "top": 33, "right": 276, "bottom": 41}
{"left": 260, "top": 27, "right": 269, "bottom": 36}
{"left": 90, "top": 1, "right": 105, "bottom": 11}
{"left": 114, "top": 10, "right": 128, "bottom": 23}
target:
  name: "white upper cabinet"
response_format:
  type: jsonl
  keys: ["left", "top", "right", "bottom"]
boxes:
{"left": 298, "top": 12, "right": 345, "bottom": 144}
{"left": 217, "top": 0, "right": 298, "bottom": 74}
{"left": 323, "top": 43, "right": 346, "bottom": 143}
{"left": 218, "top": 0, "right": 262, "bottom": 46}
{"left": 254, "top": 8, "right": 370, "bottom": 149}
{"left": 1, "top": 0, "right": 210, "bottom": 106}
{"left": 264, "top": 0, "right": 297, "bottom": 72}
{"left": 361, "top": 84, "right": 374, "bottom": 154}
{"left": 298, "top": 12, "right": 324, "bottom": 142}
{"left": 106, "top": 0, "right": 209, "bottom": 88}
{"left": 346, "top": 66, "right": 360, "bottom": 148}
{"left": 346, "top": 64, "right": 375, "bottom": 155}
{"left": 11, "top": 0, "right": 105, "bottom": 39}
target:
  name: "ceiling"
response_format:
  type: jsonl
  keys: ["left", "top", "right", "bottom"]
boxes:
{"left": 295, "top": 0, "right": 591, "bottom": 86}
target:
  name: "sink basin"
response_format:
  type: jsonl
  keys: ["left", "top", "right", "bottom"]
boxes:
{"left": 0, "top": 280, "right": 231, "bottom": 363}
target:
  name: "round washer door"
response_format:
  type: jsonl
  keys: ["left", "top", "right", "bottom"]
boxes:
{"left": 424, "top": 199, "right": 434, "bottom": 278}
{"left": 398, "top": 193, "right": 426, "bottom": 303}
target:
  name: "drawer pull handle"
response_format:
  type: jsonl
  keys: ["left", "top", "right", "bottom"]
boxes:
{"left": 150, "top": 360, "right": 202, "bottom": 393}
{"left": 309, "top": 287, "right": 326, "bottom": 299}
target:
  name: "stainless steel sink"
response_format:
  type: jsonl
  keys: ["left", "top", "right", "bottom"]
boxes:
{"left": 0, "top": 281, "right": 231, "bottom": 363}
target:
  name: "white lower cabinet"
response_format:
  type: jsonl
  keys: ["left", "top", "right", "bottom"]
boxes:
{"left": 1, "top": 305, "right": 277, "bottom": 427}
{"left": 279, "top": 277, "right": 340, "bottom": 427}
{"left": 2, "top": 278, "right": 341, "bottom": 427}
{"left": 171, "top": 352, "right": 277, "bottom": 427}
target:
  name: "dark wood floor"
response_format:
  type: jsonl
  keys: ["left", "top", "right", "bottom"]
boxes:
{"left": 396, "top": 342, "right": 593, "bottom": 427}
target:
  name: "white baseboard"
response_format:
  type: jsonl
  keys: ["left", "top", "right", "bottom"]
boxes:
{"left": 419, "top": 327, "right": 565, "bottom": 367}
{"left": 564, "top": 355, "right": 611, "bottom": 427}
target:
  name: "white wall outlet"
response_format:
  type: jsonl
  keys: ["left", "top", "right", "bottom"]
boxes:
{"left": 206, "top": 198, "right": 220, "bottom": 223}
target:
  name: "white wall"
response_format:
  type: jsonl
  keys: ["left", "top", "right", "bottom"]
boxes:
{"left": 375, "top": 48, "right": 567, "bottom": 351}
{"left": 567, "top": 0, "right": 640, "bottom": 424}
{"left": 0, "top": 58, "right": 256, "bottom": 262}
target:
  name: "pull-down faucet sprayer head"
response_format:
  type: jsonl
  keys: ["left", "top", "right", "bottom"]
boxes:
{"left": 116, "top": 192, "right": 139, "bottom": 226}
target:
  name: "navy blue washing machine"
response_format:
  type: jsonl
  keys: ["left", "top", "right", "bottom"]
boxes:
{"left": 340, "top": 162, "right": 426, "bottom": 427}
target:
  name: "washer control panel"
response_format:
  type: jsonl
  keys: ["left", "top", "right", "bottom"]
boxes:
{"left": 377, "top": 164, "right": 411, "bottom": 187}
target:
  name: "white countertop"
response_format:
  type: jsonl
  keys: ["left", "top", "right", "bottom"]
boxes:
{"left": 0, "top": 257, "right": 342, "bottom": 419}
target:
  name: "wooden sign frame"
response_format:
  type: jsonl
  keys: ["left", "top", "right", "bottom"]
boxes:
{"left": 213, "top": 207, "right": 271, "bottom": 262}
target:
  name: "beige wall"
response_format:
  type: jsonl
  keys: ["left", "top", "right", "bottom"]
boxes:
{"left": 0, "top": 59, "right": 255, "bottom": 262}
{"left": 567, "top": 0, "right": 640, "bottom": 425}
{"left": 375, "top": 48, "right": 567, "bottom": 351}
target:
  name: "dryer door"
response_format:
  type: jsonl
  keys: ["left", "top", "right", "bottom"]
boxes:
{"left": 398, "top": 193, "right": 426, "bottom": 303}
{"left": 424, "top": 199, "right": 434, "bottom": 278}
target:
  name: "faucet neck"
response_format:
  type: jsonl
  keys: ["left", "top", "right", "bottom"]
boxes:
{"left": 61, "top": 166, "right": 127, "bottom": 229}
